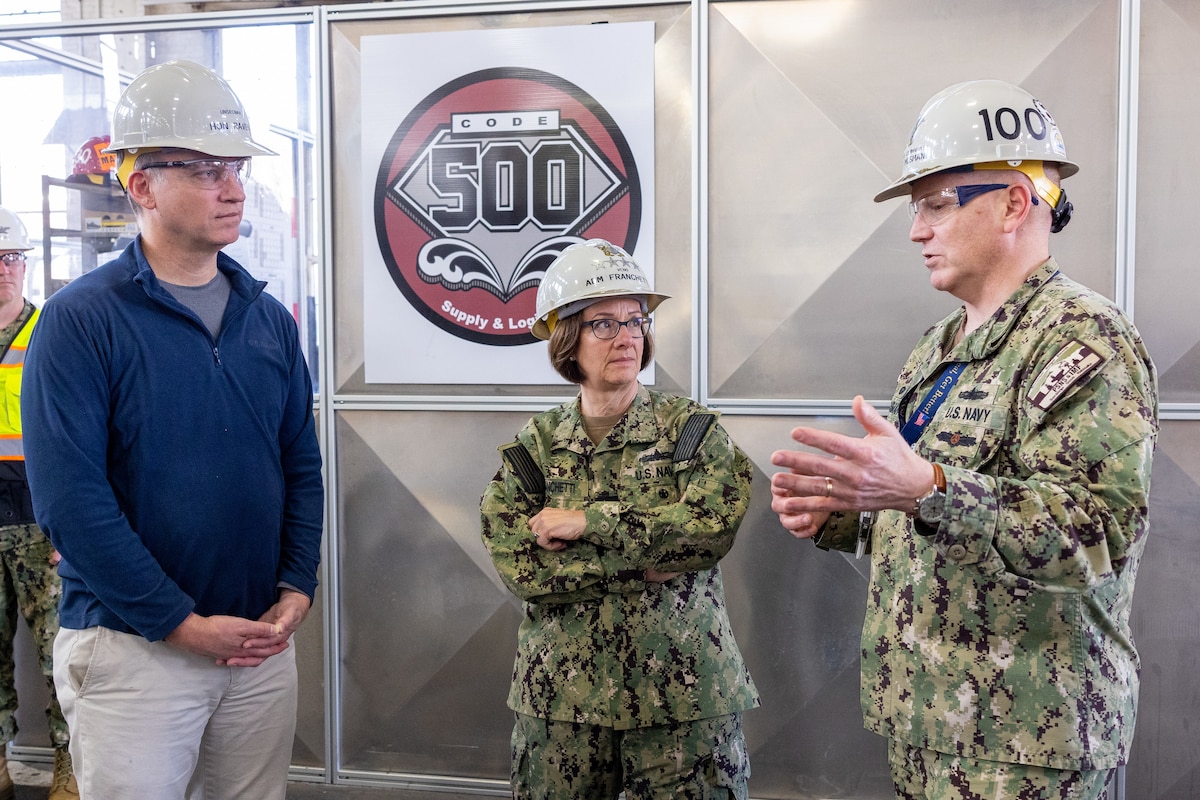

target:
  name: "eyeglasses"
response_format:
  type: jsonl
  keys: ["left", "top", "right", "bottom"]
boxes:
{"left": 0, "top": 253, "right": 27, "bottom": 266}
{"left": 908, "top": 183, "right": 1010, "bottom": 226}
{"left": 139, "top": 158, "right": 251, "bottom": 189}
{"left": 581, "top": 317, "right": 652, "bottom": 340}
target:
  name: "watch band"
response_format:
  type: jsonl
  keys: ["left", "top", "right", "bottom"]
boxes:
{"left": 909, "top": 462, "right": 946, "bottom": 515}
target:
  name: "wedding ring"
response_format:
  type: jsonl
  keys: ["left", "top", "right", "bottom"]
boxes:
{"left": 824, "top": 477, "right": 833, "bottom": 498}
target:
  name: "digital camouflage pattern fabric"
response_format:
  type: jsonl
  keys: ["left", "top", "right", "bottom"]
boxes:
{"left": 511, "top": 711, "right": 751, "bottom": 800}
{"left": 0, "top": 521, "right": 67, "bottom": 749}
{"left": 817, "top": 259, "right": 1158, "bottom": 770}
{"left": 888, "top": 739, "right": 1113, "bottom": 798}
{"left": 481, "top": 385, "right": 759, "bottom": 729}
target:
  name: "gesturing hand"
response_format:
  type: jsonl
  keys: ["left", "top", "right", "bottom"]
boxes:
{"left": 770, "top": 396, "right": 935, "bottom": 523}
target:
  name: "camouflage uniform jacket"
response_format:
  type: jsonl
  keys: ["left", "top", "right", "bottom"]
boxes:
{"left": 817, "top": 259, "right": 1158, "bottom": 770}
{"left": 480, "top": 385, "right": 759, "bottom": 729}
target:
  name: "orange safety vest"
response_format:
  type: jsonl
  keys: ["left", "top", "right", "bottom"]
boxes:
{"left": 0, "top": 306, "right": 38, "bottom": 462}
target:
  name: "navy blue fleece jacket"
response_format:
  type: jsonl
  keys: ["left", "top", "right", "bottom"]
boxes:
{"left": 21, "top": 238, "right": 324, "bottom": 642}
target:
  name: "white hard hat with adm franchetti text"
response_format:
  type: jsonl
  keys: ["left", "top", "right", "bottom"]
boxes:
{"left": 533, "top": 239, "right": 670, "bottom": 340}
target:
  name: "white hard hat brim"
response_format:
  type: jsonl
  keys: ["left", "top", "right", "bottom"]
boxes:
{"left": 532, "top": 289, "right": 670, "bottom": 341}
{"left": 104, "top": 138, "right": 277, "bottom": 158}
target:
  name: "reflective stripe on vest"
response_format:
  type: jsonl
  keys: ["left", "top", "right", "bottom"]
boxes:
{"left": 0, "top": 306, "right": 38, "bottom": 461}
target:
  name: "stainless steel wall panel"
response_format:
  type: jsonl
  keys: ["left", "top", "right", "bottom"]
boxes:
{"left": 331, "top": 404, "right": 900, "bottom": 794}
{"left": 293, "top": 584, "right": 327, "bottom": 768}
{"left": 320, "top": 1, "right": 1196, "bottom": 796}
{"left": 321, "top": 1, "right": 1190, "bottom": 797}
{"left": 335, "top": 409, "right": 528, "bottom": 776}
{"left": 719, "top": 415, "right": 892, "bottom": 798}
{"left": 292, "top": 407, "right": 327, "bottom": 770}
{"left": 1135, "top": 0, "right": 1200, "bottom": 403}
{"left": 1128, "top": 420, "right": 1200, "bottom": 796}
{"left": 707, "top": 0, "right": 1121, "bottom": 402}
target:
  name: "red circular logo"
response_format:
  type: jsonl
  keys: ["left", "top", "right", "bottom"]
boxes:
{"left": 374, "top": 67, "right": 642, "bottom": 345}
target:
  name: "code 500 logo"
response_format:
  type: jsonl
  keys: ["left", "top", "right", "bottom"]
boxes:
{"left": 374, "top": 67, "right": 642, "bottom": 346}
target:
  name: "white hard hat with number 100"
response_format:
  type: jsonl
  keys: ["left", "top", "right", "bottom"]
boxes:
{"left": 874, "top": 79, "right": 1078, "bottom": 232}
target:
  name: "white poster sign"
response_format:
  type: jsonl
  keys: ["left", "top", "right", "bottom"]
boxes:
{"left": 361, "top": 22, "right": 656, "bottom": 384}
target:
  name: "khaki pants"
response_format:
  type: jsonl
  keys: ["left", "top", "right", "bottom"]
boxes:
{"left": 54, "top": 626, "right": 297, "bottom": 800}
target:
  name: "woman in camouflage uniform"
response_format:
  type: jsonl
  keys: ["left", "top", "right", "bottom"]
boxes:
{"left": 481, "top": 239, "right": 759, "bottom": 800}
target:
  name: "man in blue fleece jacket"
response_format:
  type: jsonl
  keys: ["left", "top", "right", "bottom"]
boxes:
{"left": 20, "top": 60, "right": 324, "bottom": 800}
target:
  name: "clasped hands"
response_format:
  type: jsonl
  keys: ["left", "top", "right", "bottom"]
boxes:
{"left": 165, "top": 588, "right": 312, "bottom": 667}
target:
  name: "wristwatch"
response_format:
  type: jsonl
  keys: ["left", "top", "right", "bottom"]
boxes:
{"left": 912, "top": 463, "right": 946, "bottom": 525}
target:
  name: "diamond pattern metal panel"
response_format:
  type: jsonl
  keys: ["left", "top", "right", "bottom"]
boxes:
{"left": 335, "top": 410, "right": 523, "bottom": 777}
{"left": 1136, "top": 0, "right": 1200, "bottom": 403}
{"left": 707, "top": 0, "right": 1121, "bottom": 401}
{"left": 1126, "top": 421, "right": 1200, "bottom": 797}
{"left": 322, "top": 2, "right": 1197, "bottom": 798}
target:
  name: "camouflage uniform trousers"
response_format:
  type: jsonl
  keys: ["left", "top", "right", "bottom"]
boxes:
{"left": 889, "top": 740, "right": 1114, "bottom": 800}
{"left": 0, "top": 523, "right": 68, "bottom": 749}
{"left": 511, "top": 712, "right": 750, "bottom": 800}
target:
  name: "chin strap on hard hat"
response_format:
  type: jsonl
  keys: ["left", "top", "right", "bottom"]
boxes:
{"left": 1048, "top": 191, "right": 1073, "bottom": 233}
{"left": 973, "top": 160, "right": 1072, "bottom": 233}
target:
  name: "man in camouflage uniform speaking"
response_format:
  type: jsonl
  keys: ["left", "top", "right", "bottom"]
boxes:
{"left": 770, "top": 80, "right": 1158, "bottom": 799}
{"left": 481, "top": 239, "right": 758, "bottom": 799}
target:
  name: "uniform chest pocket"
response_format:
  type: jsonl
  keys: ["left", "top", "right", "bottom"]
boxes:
{"left": 921, "top": 403, "right": 1009, "bottom": 470}
{"left": 623, "top": 458, "right": 680, "bottom": 507}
